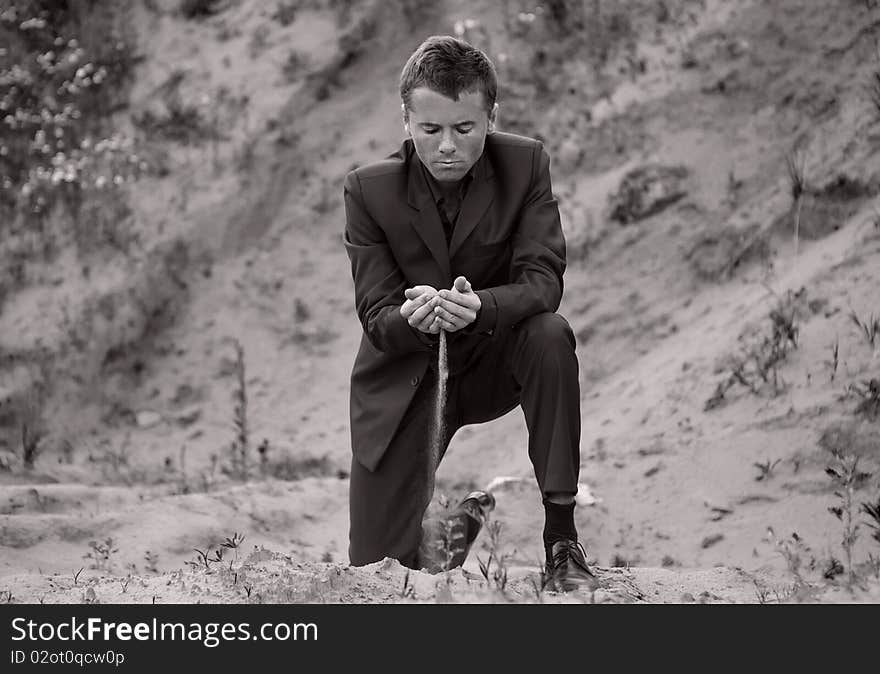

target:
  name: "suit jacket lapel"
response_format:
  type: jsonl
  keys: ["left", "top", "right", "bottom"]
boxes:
{"left": 407, "top": 143, "right": 452, "bottom": 283}
{"left": 449, "top": 151, "right": 495, "bottom": 259}
{"left": 405, "top": 140, "right": 496, "bottom": 276}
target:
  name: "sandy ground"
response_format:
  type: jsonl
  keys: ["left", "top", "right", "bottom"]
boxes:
{"left": 2, "top": 0, "right": 880, "bottom": 603}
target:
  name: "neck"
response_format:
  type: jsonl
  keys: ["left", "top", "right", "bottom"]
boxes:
{"left": 435, "top": 178, "right": 461, "bottom": 198}
{"left": 422, "top": 160, "right": 468, "bottom": 200}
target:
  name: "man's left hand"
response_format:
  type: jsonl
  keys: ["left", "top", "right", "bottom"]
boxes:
{"left": 432, "top": 276, "right": 481, "bottom": 333}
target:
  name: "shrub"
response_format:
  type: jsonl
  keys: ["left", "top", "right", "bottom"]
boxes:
{"left": 0, "top": 1, "right": 144, "bottom": 266}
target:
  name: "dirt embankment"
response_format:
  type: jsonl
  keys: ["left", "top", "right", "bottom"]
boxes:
{"left": 2, "top": 0, "right": 880, "bottom": 603}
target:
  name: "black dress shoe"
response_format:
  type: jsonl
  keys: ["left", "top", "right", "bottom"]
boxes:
{"left": 545, "top": 539, "right": 597, "bottom": 592}
{"left": 418, "top": 490, "right": 496, "bottom": 573}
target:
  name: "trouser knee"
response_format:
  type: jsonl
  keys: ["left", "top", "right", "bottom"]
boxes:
{"left": 516, "top": 312, "right": 575, "bottom": 351}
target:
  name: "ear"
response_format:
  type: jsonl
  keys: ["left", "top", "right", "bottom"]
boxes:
{"left": 401, "top": 103, "right": 411, "bottom": 136}
{"left": 488, "top": 102, "right": 498, "bottom": 133}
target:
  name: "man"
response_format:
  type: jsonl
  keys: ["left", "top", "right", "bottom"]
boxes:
{"left": 342, "top": 35, "right": 594, "bottom": 591}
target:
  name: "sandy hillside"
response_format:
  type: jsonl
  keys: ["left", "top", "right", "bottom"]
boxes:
{"left": 2, "top": 0, "right": 880, "bottom": 604}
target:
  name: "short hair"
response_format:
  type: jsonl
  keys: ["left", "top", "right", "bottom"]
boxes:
{"left": 399, "top": 35, "right": 497, "bottom": 118}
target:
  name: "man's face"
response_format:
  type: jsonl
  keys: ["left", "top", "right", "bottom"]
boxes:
{"left": 404, "top": 87, "right": 496, "bottom": 183}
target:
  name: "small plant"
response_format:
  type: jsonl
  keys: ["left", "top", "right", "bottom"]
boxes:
{"left": 849, "top": 309, "right": 880, "bottom": 349}
{"left": 826, "top": 451, "right": 873, "bottom": 587}
{"left": 825, "top": 337, "right": 839, "bottom": 382}
{"left": 769, "top": 298, "right": 799, "bottom": 350}
{"left": 400, "top": 570, "right": 416, "bottom": 600}
{"left": 775, "top": 532, "right": 816, "bottom": 601}
{"left": 83, "top": 537, "right": 119, "bottom": 572}
{"left": 822, "top": 557, "right": 844, "bottom": 580}
{"left": 752, "top": 578, "right": 777, "bottom": 604}
{"left": 187, "top": 547, "right": 213, "bottom": 571}
{"left": 610, "top": 554, "right": 630, "bottom": 568}
{"left": 527, "top": 562, "right": 548, "bottom": 604}
{"left": 476, "top": 520, "right": 511, "bottom": 595}
{"left": 144, "top": 550, "right": 159, "bottom": 574}
{"left": 18, "top": 384, "right": 47, "bottom": 469}
{"left": 226, "top": 339, "right": 250, "bottom": 481}
{"left": 862, "top": 495, "right": 880, "bottom": 545}
{"left": 705, "top": 291, "right": 802, "bottom": 410}
{"left": 257, "top": 438, "right": 270, "bottom": 476}
{"left": 786, "top": 149, "right": 808, "bottom": 256}
{"left": 221, "top": 532, "right": 246, "bottom": 567}
{"left": 751, "top": 575, "right": 787, "bottom": 604}
{"left": 753, "top": 459, "right": 781, "bottom": 482}
{"left": 186, "top": 532, "right": 245, "bottom": 572}
{"left": 20, "top": 419, "right": 44, "bottom": 469}
{"left": 202, "top": 546, "right": 223, "bottom": 570}
{"left": 846, "top": 378, "right": 880, "bottom": 419}
{"left": 209, "top": 547, "right": 226, "bottom": 565}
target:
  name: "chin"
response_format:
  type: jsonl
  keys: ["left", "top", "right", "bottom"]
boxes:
{"left": 431, "top": 166, "right": 468, "bottom": 182}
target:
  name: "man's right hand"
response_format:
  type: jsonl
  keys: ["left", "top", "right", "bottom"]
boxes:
{"left": 400, "top": 285, "right": 441, "bottom": 334}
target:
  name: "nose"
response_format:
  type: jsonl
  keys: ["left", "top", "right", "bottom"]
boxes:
{"left": 438, "top": 131, "right": 456, "bottom": 155}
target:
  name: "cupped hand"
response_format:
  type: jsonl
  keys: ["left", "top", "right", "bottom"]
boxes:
{"left": 401, "top": 285, "right": 441, "bottom": 334}
{"left": 431, "top": 276, "right": 481, "bottom": 333}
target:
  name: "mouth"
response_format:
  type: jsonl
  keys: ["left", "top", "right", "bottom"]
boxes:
{"left": 435, "top": 160, "right": 461, "bottom": 167}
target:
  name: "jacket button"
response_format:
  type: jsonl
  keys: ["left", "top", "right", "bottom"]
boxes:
{"left": 411, "top": 376, "right": 420, "bottom": 387}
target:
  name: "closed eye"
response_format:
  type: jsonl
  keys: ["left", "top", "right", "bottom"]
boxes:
{"left": 419, "top": 125, "right": 475, "bottom": 134}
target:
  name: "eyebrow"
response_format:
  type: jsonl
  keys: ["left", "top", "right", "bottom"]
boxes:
{"left": 418, "top": 121, "right": 476, "bottom": 128}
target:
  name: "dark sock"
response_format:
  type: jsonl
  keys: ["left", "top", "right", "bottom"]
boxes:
{"left": 542, "top": 499, "right": 577, "bottom": 554}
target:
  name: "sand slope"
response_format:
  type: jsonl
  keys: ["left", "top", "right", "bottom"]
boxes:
{"left": 2, "top": 0, "right": 880, "bottom": 603}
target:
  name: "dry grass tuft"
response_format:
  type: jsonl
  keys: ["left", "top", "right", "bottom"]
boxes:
{"left": 705, "top": 290, "right": 803, "bottom": 410}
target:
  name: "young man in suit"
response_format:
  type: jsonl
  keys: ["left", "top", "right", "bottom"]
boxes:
{"left": 342, "top": 35, "right": 594, "bottom": 591}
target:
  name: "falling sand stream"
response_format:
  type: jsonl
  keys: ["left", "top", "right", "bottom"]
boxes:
{"left": 427, "top": 328, "right": 448, "bottom": 505}
{"left": 418, "top": 328, "right": 453, "bottom": 571}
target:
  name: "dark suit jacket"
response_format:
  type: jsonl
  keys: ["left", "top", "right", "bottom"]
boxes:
{"left": 343, "top": 131, "right": 566, "bottom": 471}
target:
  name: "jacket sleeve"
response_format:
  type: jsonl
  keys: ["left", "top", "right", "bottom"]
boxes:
{"left": 342, "top": 170, "right": 436, "bottom": 354}
{"left": 470, "top": 142, "right": 566, "bottom": 335}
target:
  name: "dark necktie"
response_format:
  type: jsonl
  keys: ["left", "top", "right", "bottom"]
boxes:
{"left": 437, "top": 195, "right": 461, "bottom": 247}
